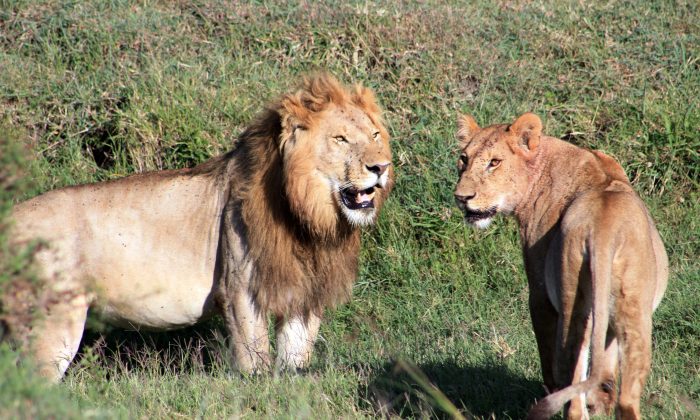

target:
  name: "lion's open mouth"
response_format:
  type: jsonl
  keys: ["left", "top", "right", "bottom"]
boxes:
{"left": 340, "top": 186, "right": 376, "bottom": 210}
{"left": 464, "top": 207, "right": 497, "bottom": 223}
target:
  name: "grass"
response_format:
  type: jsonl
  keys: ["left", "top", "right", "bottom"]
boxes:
{"left": 1, "top": 0, "right": 698, "bottom": 418}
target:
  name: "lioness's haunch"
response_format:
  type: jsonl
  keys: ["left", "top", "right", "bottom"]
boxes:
{"left": 453, "top": 113, "right": 667, "bottom": 420}
{"left": 10, "top": 74, "right": 393, "bottom": 381}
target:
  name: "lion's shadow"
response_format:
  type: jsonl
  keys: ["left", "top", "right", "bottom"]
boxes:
{"left": 73, "top": 319, "right": 228, "bottom": 378}
{"left": 360, "top": 359, "right": 542, "bottom": 419}
{"left": 74, "top": 325, "right": 542, "bottom": 418}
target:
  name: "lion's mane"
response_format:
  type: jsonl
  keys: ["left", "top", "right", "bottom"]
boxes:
{"left": 197, "top": 75, "right": 390, "bottom": 317}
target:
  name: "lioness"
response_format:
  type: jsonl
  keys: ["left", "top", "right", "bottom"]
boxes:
{"left": 453, "top": 113, "right": 667, "bottom": 419}
{"left": 10, "top": 74, "right": 393, "bottom": 381}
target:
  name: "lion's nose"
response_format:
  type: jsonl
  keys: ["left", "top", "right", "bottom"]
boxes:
{"left": 366, "top": 162, "right": 391, "bottom": 176}
{"left": 454, "top": 192, "right": 475, "bottom": 204}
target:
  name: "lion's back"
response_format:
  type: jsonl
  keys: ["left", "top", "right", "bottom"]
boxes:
{"left": 10, "top": 171, "right": 226, "bottom": 328}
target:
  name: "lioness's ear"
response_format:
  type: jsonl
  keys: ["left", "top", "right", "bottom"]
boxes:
{"left": 457, "top": 114, "right": 480, "bottom": 149}
{"left": 508, "top": 112, "right": 542, "bottom": 156}
{"left": 592, "top": 150, "right": 630, "bottom": 183}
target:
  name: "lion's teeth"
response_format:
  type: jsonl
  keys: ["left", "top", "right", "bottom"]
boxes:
{"left": 356, "top": 191, "right": 376, "bottom": 203}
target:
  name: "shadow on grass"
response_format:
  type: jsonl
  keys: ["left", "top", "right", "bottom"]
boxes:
{"left": 72, "top": 319, "right": 229, "bottom": 378}
{"left": 361, "top": 359, "right": 542, "bottom": 419}
{"left": 72, "top": 322, "right": 542, "bottom": 418}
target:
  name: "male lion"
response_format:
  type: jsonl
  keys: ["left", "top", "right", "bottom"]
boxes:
{"left": 453, "top": 113, "right": 667, "bottom": 419}
{"left": 10, "top": 74, "right": 393, "bottom": 381}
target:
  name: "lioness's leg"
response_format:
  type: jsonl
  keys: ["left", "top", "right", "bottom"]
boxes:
{"left": 529, "top": 285, "right": 559, "bottom": 392}
{"left": 589, "top": 333, "right": 618, "bottom": 415}
{"left": 565, "top": 313, "right": 593, "bottom": 420}
{"left": 30, "top": 292, "right": 89, "bottom": 382}
{"left": 275, "top": 312, "right": 321, "bottom": 372}
{"left": 616, "top": 312, "right": 652, "bottom": 420}
{"left": 555, "top": 243, "right": 591, "bottom": 420}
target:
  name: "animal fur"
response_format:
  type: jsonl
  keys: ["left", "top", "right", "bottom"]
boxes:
{"left": 454, "top": 113, "right": 668, "bottom": 420}
{"left": 10, "top": 74, "right": 393, "bottom": 379}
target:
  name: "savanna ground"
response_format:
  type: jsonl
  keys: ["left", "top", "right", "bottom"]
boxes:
{"left": 0, "top": 1, "right": 698, "bottom": 418}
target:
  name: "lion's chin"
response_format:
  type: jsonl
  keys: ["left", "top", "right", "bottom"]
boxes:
{"left": 337, "top": 184, "right": 381, "bottom": 227}
{"left": 341, "top": 206, "right": 377, "bottom": 227}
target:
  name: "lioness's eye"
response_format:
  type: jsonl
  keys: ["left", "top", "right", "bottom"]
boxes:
{"left": 333, "top": 135, "right": 348, "bottom": 144}
{"left": 488, "top": 158, "right": 502, "bottom": 169}
{"left": 372, "top": 131, "right": 380, "bottom": 141}
{"left": 458, "top": 154, "right": 468, "bottom": 171}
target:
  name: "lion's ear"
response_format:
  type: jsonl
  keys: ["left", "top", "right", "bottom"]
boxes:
{"left": 457, "top": 114, "right": 480, "bottom": 149}
{"left": 352, "top": 85, "right": 381, "bottom": 116}
{"left": 508, "top": 112, "right": 541, "bottom": 157}
{"left": 278, "top": 96, "right": 311, "bottom": 150}
{"left": 279, "top": 96, "right": 311, "bottom": 129}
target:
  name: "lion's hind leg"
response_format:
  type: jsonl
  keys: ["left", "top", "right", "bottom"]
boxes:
{"left": 23, "top": 245, "right": 90, "bottom": 382}
{"left": 30, "top": 291, "right": 89, "bottom": 382}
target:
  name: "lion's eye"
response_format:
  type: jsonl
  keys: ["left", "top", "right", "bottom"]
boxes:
{"left": 372, "top": 131, "right": 380, "bottom": 141}
{"left": 488, "top": 158, "right": 502, "bottom": 169}
{"left": 333, "top": 135, "right": 348, "bottom": 144}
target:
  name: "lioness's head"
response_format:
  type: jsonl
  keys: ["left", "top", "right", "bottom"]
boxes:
{"left": 277, "top": 74, "right": 393, "bottom": 232}
{"left": 454, "top": 112, "right": 542, "bottom": 229}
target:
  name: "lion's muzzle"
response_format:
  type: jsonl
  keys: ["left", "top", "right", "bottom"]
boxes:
{"left": 366, "top": 162, "right": 390, "bottom": 177}
{"left": 340, "top": 186, "right": 376, "bottom": 209}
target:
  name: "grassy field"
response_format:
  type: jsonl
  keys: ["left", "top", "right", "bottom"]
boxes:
{"left": 1, "top": 0, "right": 698, "bottom": 418}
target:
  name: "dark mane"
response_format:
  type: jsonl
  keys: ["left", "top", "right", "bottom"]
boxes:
{"left": 212, "top": 76, "right": 384, "bottom": 317}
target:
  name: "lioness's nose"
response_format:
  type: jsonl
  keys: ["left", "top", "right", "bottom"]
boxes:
{"left": 367, "top": 162, "right": 391, "bottom": 176}
{"left": 454, "top": 192, "right": 475, "bottom": 203}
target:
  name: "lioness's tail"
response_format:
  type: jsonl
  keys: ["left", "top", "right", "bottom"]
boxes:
{"left": 527, "top": 379, "right": 596, "bottom": 419}
{"left": 528, "top": 232, "right": 615, "bottom": 419}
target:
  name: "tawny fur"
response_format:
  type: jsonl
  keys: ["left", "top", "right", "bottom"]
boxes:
{"left": 10, "top": 74, "right": 393, "bottom": 380}
{"left": 453, "top": 113, "right": 668, "bottom": 420}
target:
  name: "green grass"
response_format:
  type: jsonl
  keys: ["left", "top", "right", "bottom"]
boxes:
{"left": 1, "top": 0, "right": 698, "bottom": 418}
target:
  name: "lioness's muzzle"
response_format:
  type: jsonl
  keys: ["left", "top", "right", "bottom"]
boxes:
{"left": 463, "top": 207, "right": 497, "bottom": 223}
